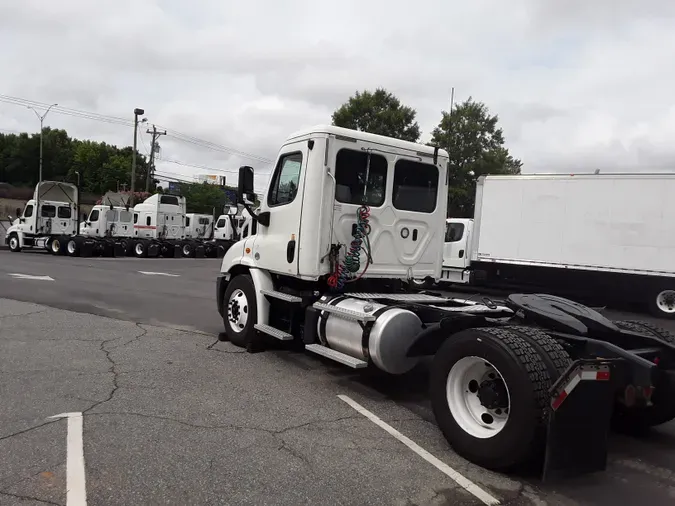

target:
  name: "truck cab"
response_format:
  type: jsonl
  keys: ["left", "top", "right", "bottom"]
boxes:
{"left": 185, "top": 213, "right": 214, "bottom": 239}
{"left": 80, "top": 205, "right": 134, "bottom": 239}
{"left": 439, "top": 218, "right": 474, "bottom": 284}
{"left": 133, "top": 193, "right": 186, "bottom": 240}
{"left": 5, "top": 181, "right": 78, "bottom": 252}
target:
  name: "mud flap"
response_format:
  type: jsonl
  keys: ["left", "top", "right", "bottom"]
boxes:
{"left": 80, "top": 239, "right": 95, "bottom": 257}
{"left": 542, "top": 359, "right": 618, "bottom": 482}
{"left": 195, "top": 244, "right": 206, "bottom": 258}
{"left": 113, "top": 242, "right": 126, "bottom": 257}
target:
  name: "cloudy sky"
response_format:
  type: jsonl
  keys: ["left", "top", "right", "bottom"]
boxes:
{"left": 1, "top": 0, "right": 674, "bottom": 193}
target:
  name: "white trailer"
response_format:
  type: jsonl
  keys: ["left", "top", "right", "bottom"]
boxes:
{"left": 435, "top": 174, "right": 675, "bottom": 318}
{"left": 214, "top": 125, "right": 675, "bottom": 479}
{"left": 4, "top": 181, "right": 79, "bottom": 254}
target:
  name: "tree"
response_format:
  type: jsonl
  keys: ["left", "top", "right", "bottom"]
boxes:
{"left": 332, "top": 88, "right": 421, "bottom": 142}
{"left": 177, "top": 182, "right": 234, "bottom": 214}
{"left": 430, "top": 97, "right": 522, "bottom": 217}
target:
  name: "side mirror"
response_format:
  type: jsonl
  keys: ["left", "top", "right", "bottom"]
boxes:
{"left": 237, "top": 166, "right": 255, "bottom": 203}
{"left": 7, "top": 215, "right": 13, "bottom": 222}
{"left": 82, "top": 213, "right": 87, "bottom": 221}
{"left": 15, "top": 207, "right": 21, "bottom": 217}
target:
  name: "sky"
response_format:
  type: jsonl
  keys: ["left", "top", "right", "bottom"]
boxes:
{"left": 1, "top": 0, "right": 674, "bottom": 194}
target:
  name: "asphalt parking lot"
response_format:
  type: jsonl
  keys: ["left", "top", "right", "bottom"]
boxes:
{"left": 2, "top": 250, "right": 675, "bottom": 505}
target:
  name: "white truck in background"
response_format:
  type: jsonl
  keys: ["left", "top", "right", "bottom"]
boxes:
{"left": 5, "top": 184, "right": 245, "bottom": 259}
{"left": 215, "top": 125, "right": 675, "bottom": 480}
{"left": 432, "top": 173, "right": 675, "bottom": 318}
{"left": 4, "top": 181, "right": 79, "bottom": 254}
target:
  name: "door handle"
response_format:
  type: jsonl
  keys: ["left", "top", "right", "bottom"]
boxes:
{"left": 287, "top": 238, "right": 296, "bottom": 263}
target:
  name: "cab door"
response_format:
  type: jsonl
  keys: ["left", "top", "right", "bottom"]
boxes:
{"left": 251, "top": 142, "right": 308, "bottom": 275}
{"left": 443, "top": 219, "right": 472, "bottom": 269}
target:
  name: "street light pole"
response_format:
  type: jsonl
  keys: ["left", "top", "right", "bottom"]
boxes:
{"left": 130, "top": 108, "right": 145, "bottom": 207}
{"left": 27, "top": 103, "right": 58, "bottom": 183}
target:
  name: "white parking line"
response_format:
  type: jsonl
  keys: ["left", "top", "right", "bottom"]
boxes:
{"left": 337, "top": 394, "right": 500, "bottom": 506}
{"left": 8, "top": 273, "right": 54, "bottom": 281}
{"left": 138, "top": 271, "right": 180, "bottom": 277}
{"left": 49, "top": 412, "right": 87, "bottom": 506}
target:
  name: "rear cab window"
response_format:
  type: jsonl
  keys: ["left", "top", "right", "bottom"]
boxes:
{"left": 334, "top": 148, "right": 387, "bottom": 207}
{"left": 41, "top": 205, "right": 56, "bottom": 218}
{"left": 58, "top": 206, "right": 72, "bottom": 219}
{"left": 392, "top": 159, "right": 439, "bottom": 213}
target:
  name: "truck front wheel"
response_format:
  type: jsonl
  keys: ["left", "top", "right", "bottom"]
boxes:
{"left": 430, "top": 327, "right": 551, "bottom": 471}
{"left": 222, "top": 274, "right": 257, "bottom": 348}
{"left": 8, "top": 234, "right": 21, "bottom": 252}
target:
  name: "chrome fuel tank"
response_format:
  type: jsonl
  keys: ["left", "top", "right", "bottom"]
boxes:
{"left": 316, "top": 296, "right": 422, "bottom": 375}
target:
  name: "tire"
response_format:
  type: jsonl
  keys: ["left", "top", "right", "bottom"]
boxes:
{"left": 410, "top": 277, "right": 434, "bottom": 289}
{"left": 649, "top": 288, "right": 675, "bottom": 319}
{"left": 134, "top": 240, "right": 148, "bottom": 258}
{"left": 66, "top": 238, "right": 81, "bottom": 257}
{"left": 119, "top": 239, "right": 131, "bottom": 257}
{"left": 50, "top": 236, "right": 64, "bottom": 255}
{"left": 506, "top": 326, "right": 572, "bottom": 380}
{"left": 430, "top": 327, "right": 552, "bottom": 471}
{"left": 216, "top": 244, "right": 227, "bottom": 258}
{"left": 222, "top": 274, "right": 257, "bottom": 348}
{"left": 182, "top": 242, "right": 195, "bottom": 258}
{"left": 8, "top": 234, "right": 21, "bottom": 252}
{"left": 613, "top": 320, "right": 675, "bottom": 429}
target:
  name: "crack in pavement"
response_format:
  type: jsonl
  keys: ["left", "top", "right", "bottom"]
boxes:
{"left": 0, "top": 309, "right": 48, "bottom": 321}
{"left": 85, "top": 411, "right": 363, "bottom": 436}
{"left": 81, "top": 324, "right": 148, "bottom": 414}
{"left": 0, "top": 419, "right": 60, "bottom": 443}
{"left": 206, "top": 339, "right": 245, "bottom": 354}
{"left": 0, "top": 490, "right": 63, "bottom": 505}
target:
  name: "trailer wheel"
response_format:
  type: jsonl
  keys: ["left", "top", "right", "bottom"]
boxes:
{"left": 649, "top": 288, "right": 675, "bottom": 319}
{"left": 66, "top": 238, "right": 81, "bottom": 257}
{"left": 222, "top": 274, "right": 257, "bottom": 348}
{"left": 430, "top": 327, "right": 551, "bottom": 471}
{"left": 613, "top": 320, "right": 675, "bottom": 429}
{"left": 134, "top": 241, "right": 148, "bottom": 258}
{"left": 8, "top": 234, "right": 21, "bottom": 252}
{"left": 182, "top": 242, "right": 195, "bottom": 258}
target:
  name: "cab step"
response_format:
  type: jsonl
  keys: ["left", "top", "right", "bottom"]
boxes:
{"left": 260, "top": 289, "right": 302, "bottom": 303}
{"left": 312, "top": 302, "right": 376, "bottom": 322}
{"left": 305, "top": 344, "right": 368, "bottom": 368}
{"left": 254, "top": 323, "right": 293, "bottom": 341}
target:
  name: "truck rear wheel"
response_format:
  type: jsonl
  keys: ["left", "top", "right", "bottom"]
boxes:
{"left": 649, "top": 288, "right": 675, "bottom": 319}
{"left": 66, "top": 238, "right": 81, "bottom": 257}
{"left": 222, "top": 274, "right": 257, "bottom": 348}
{"left": 134, "top": 240, "right": 148, "bottom": 258}
{"left": 50, "top": 236, "right": 65, "bottom": 255}
{"left": 8, "top": 234, "right": 21, "bottom": 252}
{"left": 613, "top": 320, "right": 675, "bottom": 430}
{"left": 430, "top": 327, "right": 551, "bottom": 471}
{"left": 182, "top": 242, "right": 195, "bottom": 258}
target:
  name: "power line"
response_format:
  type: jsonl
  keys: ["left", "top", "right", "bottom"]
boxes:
{"left": 0, "top": 93, "right": 274, "bottom": 164}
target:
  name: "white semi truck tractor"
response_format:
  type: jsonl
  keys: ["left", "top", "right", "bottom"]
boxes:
{"left": 4, "top": 181, "right": 79, "bottom": 254}
{"left": 215, "top": 125, "right": 675, "bottom": 480}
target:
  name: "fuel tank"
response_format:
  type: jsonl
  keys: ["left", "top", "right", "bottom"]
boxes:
{"left": 316, "top": 296, "right": 423, "bottom": 375}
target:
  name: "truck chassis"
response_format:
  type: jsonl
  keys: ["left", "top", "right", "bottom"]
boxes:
{"left": 216, "top": 274, "right": 675, "bottom": 480}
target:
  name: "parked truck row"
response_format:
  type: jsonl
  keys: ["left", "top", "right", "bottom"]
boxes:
{"left": 424, "top": 174, "right": 675, "bottom": 319}
{"left": 4, "top": 181, "right": 255, "bottom": 258}
{"left": 215, "top": 125, "right": 675, "bottom": 481}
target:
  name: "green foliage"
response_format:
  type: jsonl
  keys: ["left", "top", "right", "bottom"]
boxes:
{"left": 331, "top": 88, "right": 421, "bottom": 142}
{"left": 175, "top": 182, "right": 236, "bottom": 214}
{"left": 0, "top": 127, "right": 152, "bottom": 195}
{"left": 430, "top": 97, "right": 522, "bottom": 217}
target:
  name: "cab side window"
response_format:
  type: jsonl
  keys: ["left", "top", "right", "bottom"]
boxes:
{"left": 23, "top": 205, "right": 34, "bottom": 218}
{"left": 268, "top": 152, "right": 303, "bottom": 207}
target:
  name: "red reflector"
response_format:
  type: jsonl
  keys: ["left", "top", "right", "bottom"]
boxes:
{"left": 551, "top": 391, "right": 568, "bottom": 411}
{"left": 596, "top": 371, "right": 610, "bottom": 381}
{"left": 654, "top": 357, "right": 660, "bottom": 365}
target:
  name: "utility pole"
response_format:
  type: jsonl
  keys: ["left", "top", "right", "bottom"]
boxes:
{"left": 27, "top": 103, "right": 58, "bottom": 183}
{"left": 130, "top": 108, "right": 145, "bottom": 207}
{"left": 146, "top": 125, "right": 166, "bottom": 192}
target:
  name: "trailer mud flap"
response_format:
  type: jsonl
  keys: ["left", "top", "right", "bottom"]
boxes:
{"left": 542, "top": 360, "right": 617, "bottom": 482}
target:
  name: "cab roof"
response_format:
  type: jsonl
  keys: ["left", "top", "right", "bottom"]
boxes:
{"left": 284, "top": 124, "right": 448, "bottom": 159}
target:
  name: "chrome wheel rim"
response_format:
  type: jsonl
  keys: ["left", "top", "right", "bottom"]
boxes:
{"left": 227, "top": 289, "right": 248, "bottom": 333}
